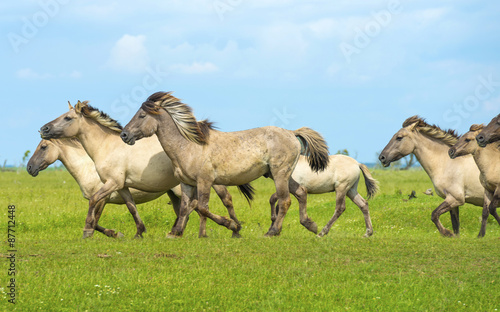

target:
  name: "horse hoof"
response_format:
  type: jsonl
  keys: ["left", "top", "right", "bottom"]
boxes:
{"left": 232, "top": 232, "right": 242, "bottom": 238}
{"left": 166, "top": 233, "right": 181, "bottom": 239}
{"left": 316, "top": 232, "right": 325, "bottom": 238}
{"left": 82, "top": 229, "right": 94, "bottom": 239}
{"left": 116, "top": 232, "right": 125, "bottom": 238}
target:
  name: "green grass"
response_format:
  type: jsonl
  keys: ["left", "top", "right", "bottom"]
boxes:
{"left": 1, "top": 169, "right": 499, "bottom": 311}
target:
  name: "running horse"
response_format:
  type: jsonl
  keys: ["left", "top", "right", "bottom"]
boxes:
{"left": 120, "top": 91, "right": 330, "bottom": 237}
{"left": 379, "top": 116, "right": 484, "bottom": 237}
{"left": 448, "top": 124, "right": 500, "bottom": 237}
{"left": 39, "top": 101, "right": 253, "bottom": 238}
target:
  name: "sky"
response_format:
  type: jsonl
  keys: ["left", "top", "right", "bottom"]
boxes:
{"left": 2, "top": 0, "right": 500, "bottom": 166}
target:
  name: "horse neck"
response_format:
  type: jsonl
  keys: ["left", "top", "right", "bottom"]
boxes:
{"left": 56, "top": 141, "right": 101, "bottom": 198}
{"left": 411, "top": 132, "right": 452, "bottom": 180}
{"left": 76, "top": 118, "right": 121, "bottom": 162}
{"left": 155, "top": 112, "right": 201, "bottom": 167}
{"left": 473, "top": 144, "right": 500, "bottom": 180}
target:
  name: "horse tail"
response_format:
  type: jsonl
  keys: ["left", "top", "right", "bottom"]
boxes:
{"left": 294, "top": 127, "right": 329, "bottom": 172}
{"left": 238, "top": 183, "right": 255, "bottom": 206}
{"left": 358, "top": 163, "right": 379, "bottom": 199}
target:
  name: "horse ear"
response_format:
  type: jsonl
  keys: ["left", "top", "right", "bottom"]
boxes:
{"left": 406, "top": 121, "right": 419, "bottom": 131}
{"left": 75, "top": 100, "right": 83, "bottom": 113}
{"left": 68, "top": 101, "right": 73, "bottom": 110}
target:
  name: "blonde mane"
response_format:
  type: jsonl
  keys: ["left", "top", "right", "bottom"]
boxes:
{"left": 403, "top": 115, "right": 458, "bottom": 146}
{"left": 141, "top": 92, "right": 213, "bottom": 145}
{"left": 74, "top": 101, "right": 123, "bottom": 133}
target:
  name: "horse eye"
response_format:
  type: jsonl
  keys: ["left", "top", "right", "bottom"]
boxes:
{"left": 465, "top": 138, "right": 471, "bottom": 143}
{"left": 64, "top": 116, "right": 72, "bottom": 121}
{"left": 396, "top": 136, "right": 403, "bottom": 141}
{"left": 41, "top": 145, "right": 47, "bottom": 150}
{"left": 139, "top": 114, "right": 146, "bottom": 119}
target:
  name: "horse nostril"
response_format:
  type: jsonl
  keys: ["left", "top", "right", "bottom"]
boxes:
{"left": 120, "top": 132, "right": 128, "bottom": 140}
{"left": 448, "top": 149, "right": 455, "bottom": 158}
{"left": 379, "top": 155, "right": 386, "bottom": 162}
{"left": 476, "top": 135, "right": 484, "bottom": 143}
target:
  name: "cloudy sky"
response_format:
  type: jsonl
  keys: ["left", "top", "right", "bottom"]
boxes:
{"left": 2, "top": 0, "right": 500, "bottom": 166}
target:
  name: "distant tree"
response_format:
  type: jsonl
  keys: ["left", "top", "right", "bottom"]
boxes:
{"left": 21, "top": 150, "right": 31, "bottom": 167}
{"left": 336, "top": 149, "right": 350, "bottom": 156}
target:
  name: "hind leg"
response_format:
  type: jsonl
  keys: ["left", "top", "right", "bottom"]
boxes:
{"left": 268, "top": 192, "right": 279, "bottom": 228}
{"left": 317, "top": 190, "right": 347, "bottom": 237}
{"left": 289, "top": 178, "right": 317, "bottom": 234}
{"left": 265, "top": 175, "right": 292, "bottom": 237}
{"left": 348, "top": 190, "right": 373, "bottom": 237}
{"left": 450, "top": 207, "right": 460, "bottom": 236}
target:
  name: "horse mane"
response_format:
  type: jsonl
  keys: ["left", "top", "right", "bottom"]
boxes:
{"left": 141, "top": 92, "right": 214, "bottom": 145}
{"left": 51, "top": 138, "right": 82, "bottom": 148}
{"left": 403, "top": 115, "right": 459, "bottom": 146}
{"left": 74, "top": 101, "right": 123, "bottom": 133}
{"left": 469, "top": 124, "right": 484, "bottom": 132}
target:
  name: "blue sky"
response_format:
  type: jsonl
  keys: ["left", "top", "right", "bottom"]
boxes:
{"left": 2, "top": 0, "right": 500, "bottom": 166}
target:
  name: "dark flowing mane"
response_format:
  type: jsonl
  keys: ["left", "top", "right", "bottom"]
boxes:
{"left": 141, "top": 92, "right": 214, "bottom": 145}
{"left": 403, "top": 115, "right": 458, "bottom": 146}
{"left": 74, "top": 101, "right": 123, "bottom": 133}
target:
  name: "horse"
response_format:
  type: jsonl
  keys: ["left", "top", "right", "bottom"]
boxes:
{"left": 39, "top": 101, "right": 253, "bottom": 238}
{"left": 476, "top": 113, "right": 500, "bottom": 147}
{"left": 269, "top": 155, "right": 378, "bottom": 237}
{"left": 448, "top": 124, "right": 500, "bottom": 237}
{"left": 120, "top": 91, "right": 330, "bottom": 237}
{"left": 378, "top": 116, "right": 484, "bottom": 237}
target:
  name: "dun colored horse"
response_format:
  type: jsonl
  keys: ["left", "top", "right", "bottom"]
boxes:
{"left": 121, "top": 92, "right": 329, "bottom": 237}
{"left": 39, "top": 101, "right": 252, "bottom": 238}
{"left": 448, "top": 124, "right": 500, "bottom": 237}
{"left": 269, "top": 155, "right": 378, "bottom": 237}
{"left": 379, "top": 116, "right": 484, "bottom": 237}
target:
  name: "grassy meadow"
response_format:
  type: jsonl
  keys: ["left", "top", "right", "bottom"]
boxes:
{"left": 1, "top": 168, "right": 499, "bottom": 311}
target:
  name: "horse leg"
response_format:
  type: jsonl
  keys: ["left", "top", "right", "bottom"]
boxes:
{"left": 289, "top": 178, "right": 317, "bottom": 234}
{"left": 92, "top": 198, "right": 124, "bottom": 238}
{"left": 449, "top": 207, "right": 460, "bottom": 236}
{"left": 213, "top": 185, "right": 242, "bottom": 238}
{"left": 431, "top": 198, "right": 460, "bottom": 237}
{"left": 168, "top": 183, "right": 197, "bottom": 237}
{"left": 488, "top": 187, "right": 500, "bottom": 229}
{"left": 268, "top": 192, "right": 279, "bottom": 228}
{"left": 117, "top": 188, "right": 146, "bottom": 239}
{"left": 317, "top": 190, "right": 347, "bottom": 238}
{"left": 347, "top": 189, "right": 374, "bottom": 237}
{"left": 265, "top": 175, "right": 292, "bottom": 237}
{"left": 478, "top": 191, "right": 493, "bottom": 238}
{"left": 84, "top": 180, "right": 120, "bottom": 238}
{"left": 196, "top": 181, "right": 241, "bottom": 236}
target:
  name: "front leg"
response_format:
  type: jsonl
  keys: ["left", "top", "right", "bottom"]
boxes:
{"left": 84, "top": 180, "right": 120, "bottom": 238}
{"left": 431, "top": 197, "right": 461, "bottom": 237}
{"left": 197, "top": 181, "right": 241, "bottom": 235}
{"left": 168, "top": 183, "right": 197, "bottom": 237}
{"left": 213, "top": 185, "right": 242, "bottom": 238}
{"left": 118, "top": 188, "right": 146, "bottom": 238}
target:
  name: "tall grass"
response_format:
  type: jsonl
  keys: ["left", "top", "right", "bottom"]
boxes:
{"left": 1, "top": 169, "right": 499, "bottom": 311}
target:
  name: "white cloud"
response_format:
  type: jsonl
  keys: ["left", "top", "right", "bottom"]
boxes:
{"left": 169, "top": 62, "right": 219, "bottom": 74}
{"left": 16, "top": 68, "right": 51, "bottom": 79}
{"left": 68, "top": 70, "right": 82, "bottom": 79}
{"left": 107, "top": 34, "right": 149, "bottom": 73}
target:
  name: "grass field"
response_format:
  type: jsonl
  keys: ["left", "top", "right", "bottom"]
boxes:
{"left": 1, "top": 168, "right": 499, "bottom": 311}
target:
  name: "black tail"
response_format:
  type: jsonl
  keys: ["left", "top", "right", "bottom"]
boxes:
{"left": 238, "top": 183, "right": 255, "bottom": 206}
